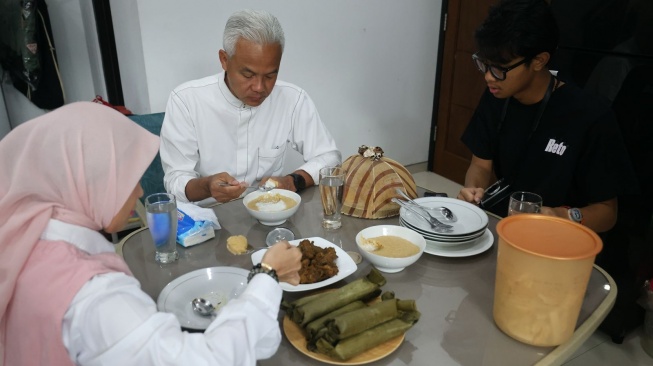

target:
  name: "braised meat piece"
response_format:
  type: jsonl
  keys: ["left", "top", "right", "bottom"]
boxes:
{"left": 297, "top": 239, "right": 339, "bottom": 284}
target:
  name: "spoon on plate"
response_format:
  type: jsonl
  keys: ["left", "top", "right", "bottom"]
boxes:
{"left": 395, "top": 188, "right": 457, "bottom": 222}
{"left": 191, "top": 297, "right": 218, "bottom": 317}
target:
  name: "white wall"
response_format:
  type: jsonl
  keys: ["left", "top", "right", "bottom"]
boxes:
{"left": 111, "top": 0, "right": 442, "bottom": 166}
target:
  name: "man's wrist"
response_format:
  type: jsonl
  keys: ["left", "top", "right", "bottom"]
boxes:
{"left": 563, "top": 206, "right": 584, "bottom": 225}
{"left": 287, "top": 173, "right": 306, "bottom": 193}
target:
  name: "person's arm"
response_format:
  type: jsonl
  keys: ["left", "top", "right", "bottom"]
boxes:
{"left": 160, "top": 92, "right": 204, "bottom": 203}
{"left": 539, "top": 198, "right": 618, "bottom": 233}
{"left": 63, "top": 272, "right": 285, "bottom": 365}
{"left": 457, "top": 155, "right": 494, "bottom": 204}
{"left": 264, "top": 169, "right": 314, "bottom": 192}
{"left": 185, "top": 172, "right": 247, "bottom": 203}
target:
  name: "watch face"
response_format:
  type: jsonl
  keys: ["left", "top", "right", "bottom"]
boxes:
{"left": 569, "top": 208, "right": 582, "bottom": 222}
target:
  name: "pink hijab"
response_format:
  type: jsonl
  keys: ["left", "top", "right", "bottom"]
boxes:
{"left": 0, "top": 102, "right": 159, "bottom": 362}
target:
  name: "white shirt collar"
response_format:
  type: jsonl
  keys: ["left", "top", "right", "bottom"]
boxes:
{"left": 218, "top": 71, "right": 256, "bottom": 110}
{"left": 40, "top": 219, "right": 115, "bottom": 255}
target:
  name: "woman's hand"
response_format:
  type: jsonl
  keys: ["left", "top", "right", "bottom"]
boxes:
{"left": 261, "top": 241, "right": 302, "bottom": 285}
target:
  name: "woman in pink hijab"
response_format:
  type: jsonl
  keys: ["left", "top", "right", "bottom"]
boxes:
{"left": 0, "top": 102, "right": 301, "bottom": 366}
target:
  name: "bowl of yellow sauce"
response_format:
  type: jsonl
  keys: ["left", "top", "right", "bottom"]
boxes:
{"left": 355, "top": 225, "right": 426, "bottom": 273}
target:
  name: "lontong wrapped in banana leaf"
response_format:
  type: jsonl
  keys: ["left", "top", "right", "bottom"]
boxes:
{"left": 323, "top": 299, "right": 417, "bottom": 342}
{"left": 305, "top": 301, "right": 367, "bottom": 341}
{"left": 291, "top": 268, "right": 386, "bottom": 326}
{"left": 316, "top": 310, "right": 421, "bottom": 361}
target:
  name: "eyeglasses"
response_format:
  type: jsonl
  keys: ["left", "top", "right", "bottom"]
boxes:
{"left": 472, "top": 53, "right": 529, "bottom": 81}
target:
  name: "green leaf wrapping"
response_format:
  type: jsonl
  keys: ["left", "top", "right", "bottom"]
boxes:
{"left": 325, "top": 299, "right": 399, "bottom": 340}
{"left": 292, "top": 278, "right": 382, "bottom": 326}
{"left": 305, "top": 301, "right": 366, "bottom": 341}
{"left": 316, "top": 311, "right": 421, "bottom": 361}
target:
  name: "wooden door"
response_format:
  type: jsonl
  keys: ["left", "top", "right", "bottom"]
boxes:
{"left": 431, "top": 0, "right": 497, "bottom": 184}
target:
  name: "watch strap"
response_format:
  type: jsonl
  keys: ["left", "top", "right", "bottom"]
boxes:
{"left": 287, "top": 173, "right": 306, "bottom": 193}
{"left": 248, "top": 262, "right": 279, "bottom": 283}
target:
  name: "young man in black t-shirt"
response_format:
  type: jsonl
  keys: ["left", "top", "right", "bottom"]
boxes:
{"left": 457, "top": 0, "right": 636, "bottom": 233}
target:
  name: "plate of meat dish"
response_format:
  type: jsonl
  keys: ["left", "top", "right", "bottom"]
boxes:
{"left": 251, "top": 237, "right": 357, "bottom": 292}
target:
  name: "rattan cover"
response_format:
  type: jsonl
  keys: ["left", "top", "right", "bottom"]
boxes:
{"left": 341, "top": 146, "right": 417, "bottom": 219}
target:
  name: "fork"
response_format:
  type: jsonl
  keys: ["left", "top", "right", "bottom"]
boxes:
{"left": 392, "top": 198, "right": 453, "bottom": 232}
{"left": 394, "top": 188, "right": 457, "bottom": 222}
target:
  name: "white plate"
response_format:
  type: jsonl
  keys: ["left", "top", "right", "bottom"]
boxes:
{"left": 423, "top": 229, "right": 494, "bottom": 257}
{"left": 251, "top": 237, "right": 357, "bottom": 292}
{"left": 157, "top": 267, "right": 249, "bottom": 331}
{"left": 399, "top": 220, "right": 483, "bottom": 247}
{"left": 400, "top": 197, "right": 488, "bottom": 236}
{"left": 400, "top": 218, "right": 486, "bottom": 242}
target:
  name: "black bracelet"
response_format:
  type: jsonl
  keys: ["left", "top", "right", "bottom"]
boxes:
{"left": 287, "top": 173, "right": 306, "bottom": 193}
{"left": 247, "top": 263, "right": 279, "bottom": 283}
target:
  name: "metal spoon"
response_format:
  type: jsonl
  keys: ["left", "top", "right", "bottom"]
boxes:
{"left": 217, "top": 183, "right": 274, "bottom": 192}
{"left": 191, "top": 297, "right": 217, "bottom": 317}
{"left": 392, "top": 198, "right": 453, "bottom": 232}
{"left": 395, "top": 188, "right": 457, "bottom": 222}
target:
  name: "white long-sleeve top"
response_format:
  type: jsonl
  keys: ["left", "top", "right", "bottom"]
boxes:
{"left": 160, "top": 72, "right": 341, "bottom": 203}
{"left": 45, "top": 220, "right": 282, "bottom": 366}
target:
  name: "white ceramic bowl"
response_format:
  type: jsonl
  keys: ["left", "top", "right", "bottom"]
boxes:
{"left": 243, "top": 189, "right": 301, "bottom": 226}
{"left": 355, "top": 225, "right": 426, "bottom": 273}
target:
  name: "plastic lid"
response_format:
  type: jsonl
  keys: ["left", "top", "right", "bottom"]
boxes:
{"left": 496, "top": 214, "right": 603, "bottom": 260}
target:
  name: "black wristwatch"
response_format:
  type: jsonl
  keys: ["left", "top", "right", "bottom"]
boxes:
{"left": 248, "top": 263, "right": 279, "bottom": 283}
{"left": 287, "top": 173, "right": 306, "bottom": 193}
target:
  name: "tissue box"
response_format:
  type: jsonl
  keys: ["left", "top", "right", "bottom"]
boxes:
{"left": 176, "top": 209, "right": 215, "bottom": 247}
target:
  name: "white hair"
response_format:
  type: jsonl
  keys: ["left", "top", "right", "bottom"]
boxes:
{"left": 223, "top": 9, "right": 285, "bottom": 57}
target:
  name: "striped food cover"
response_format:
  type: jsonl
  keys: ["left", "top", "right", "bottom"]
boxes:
{"left": 341, "top": 146, "right": 417, "bottom": 219}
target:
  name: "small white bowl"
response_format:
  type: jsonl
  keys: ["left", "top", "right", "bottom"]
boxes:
{"left": 355, "top": 225, "right": 426, "bottom": 273}
{"left": 243, "top": 189, "right": 301, "bottom": 226}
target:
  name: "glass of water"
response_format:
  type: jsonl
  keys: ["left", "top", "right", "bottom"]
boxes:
{"left": 319, "top": 166, "right": 346, "bottom": 230}
{"left": 145, "top": 193, "right": 179, "bottom": 263}
{"left": 508, "top": 191, "right": 543, "bottom": 216}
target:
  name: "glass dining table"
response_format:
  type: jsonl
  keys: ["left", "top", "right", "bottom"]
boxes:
{"left": 118, "top": 186, "right": 616, "bottom": 366}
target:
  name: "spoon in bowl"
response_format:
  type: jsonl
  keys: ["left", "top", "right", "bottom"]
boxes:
{"left": 395, "top": 188, "right": 457, "bottom": 222}
{"left": 191, "top": 297, "right": 218, "bottom": 317}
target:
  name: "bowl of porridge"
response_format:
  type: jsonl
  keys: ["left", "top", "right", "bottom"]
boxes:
{"left": 355, "top": 225, "right": 426, "bottom": 273}
{"left": 243, "top": 189, "right": 301, "bottom": 226}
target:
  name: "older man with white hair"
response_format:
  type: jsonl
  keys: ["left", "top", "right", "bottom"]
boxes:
{"left": 161, "top": 9, "right": 341, "bottom": 205}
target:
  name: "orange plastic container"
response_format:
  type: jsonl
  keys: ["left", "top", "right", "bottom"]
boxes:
{"left": 494, "top": 214, "right": 603, "bottom": 346}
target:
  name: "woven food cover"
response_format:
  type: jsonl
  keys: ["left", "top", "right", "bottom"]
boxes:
{"left": 341, "top": 145, "right": 417, "bottom": 219}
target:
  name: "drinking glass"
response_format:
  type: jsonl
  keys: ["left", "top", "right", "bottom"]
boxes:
{"left": 319, "top": 167, "right": 346, "bottom": 229}
{"left": 145, "top": 193, "right": 179, "bottom": 263}
{"left": 508, "top": 191, "right": 543, "bottom": 216}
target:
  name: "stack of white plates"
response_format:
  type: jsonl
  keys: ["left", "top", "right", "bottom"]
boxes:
{"left": 399, "top": 197, "right": 493, "bottom": 257}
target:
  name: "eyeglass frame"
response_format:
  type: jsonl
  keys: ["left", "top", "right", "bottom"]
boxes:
{"left": 472, "top": 53, "right": 530, "bottom": 81}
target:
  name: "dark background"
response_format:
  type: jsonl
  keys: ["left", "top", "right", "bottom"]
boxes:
{"left": 550, "top": 0, "right": 653, "bottom": 343}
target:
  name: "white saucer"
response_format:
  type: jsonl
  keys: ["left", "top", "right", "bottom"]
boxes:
{"left": 423, "top": 229, "right": 494, "bottom": 257}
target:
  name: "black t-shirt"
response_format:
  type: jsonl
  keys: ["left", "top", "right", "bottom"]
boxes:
{"left": 461, "top": 81, "right": 638, "bottom": 216}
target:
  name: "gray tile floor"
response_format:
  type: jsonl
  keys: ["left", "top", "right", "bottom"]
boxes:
{"left": 410, "top": 170, "right": 653, "bottom": 365}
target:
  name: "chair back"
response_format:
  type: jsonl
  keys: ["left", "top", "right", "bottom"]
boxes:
{"left": 127, "top": 113, "right": 166, "bottom": 202}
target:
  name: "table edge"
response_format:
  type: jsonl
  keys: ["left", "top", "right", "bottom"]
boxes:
{"left": 115, "top": 227, "right": 149, "bottom": 257}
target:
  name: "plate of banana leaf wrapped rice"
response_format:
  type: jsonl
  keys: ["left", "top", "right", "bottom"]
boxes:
{"left": 281, "top": 268, "right": 420, "bottom": 364}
